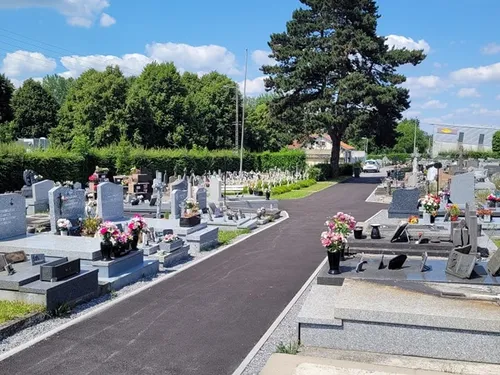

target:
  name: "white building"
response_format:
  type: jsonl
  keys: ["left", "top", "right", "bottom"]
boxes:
{"left": 288, "top": 134, "right": 356, "bottom": 165}
{"left": 431, "top": 124, "right": 496, "bottom": 157}
{"left": 17, "top": 137, "right": 50, "bottom": 150}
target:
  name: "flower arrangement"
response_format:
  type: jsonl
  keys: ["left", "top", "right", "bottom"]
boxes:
{"left": 325, "top": 212, "right": 357, "bottom": 237}
{"left": 320, "top": 231, "right": 346, "bottom": 253}
{"left": 477, "top": 208, "right": 492, "bottom": 216}
{"left": 408, "top": 215, "right": 419, "bottom": 224}
{"left": 446, "top": 204, "right": 461, "bottom": 217}
{"left": 99, "top": 221, "right": 119, "bottom": 241}
{"left": 88, "top": 174, "right": 98, "bottom": 182}
{"left": 57, "top": 218, "right": 72, "bottom": 231}
{"left": 420, "top": 194, "right": 440, "bottom": 215}
{"left": 183, "top": 198, "right": 200, "bottom": 217}
{"left": 163, "top": 234, "right": 180, "bottom": 243}
{"left": 487, "top": 194, "right": 498, "bottom": 202}
{"left": 115, "top": 231, "right": 131, "bottom": 245}
{"left": 128, "top": 214, "right": 147, "bottom": 234}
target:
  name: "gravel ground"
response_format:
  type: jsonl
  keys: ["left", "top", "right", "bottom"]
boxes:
{"left": 240, "top": 279, "right": 315, "bottom": 375}
{"left": 0, "top": 227, "right": 263, "bottom": 354}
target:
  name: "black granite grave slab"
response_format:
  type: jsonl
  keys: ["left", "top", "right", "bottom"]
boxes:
{"left": 347, "top": 237, "right": 452, "bottom": 257}
{"left": 0, "top": 257, "right": 61, "bottom": 290}
{"left": 387, "top": 188, "right": 420, "bottom": 218}
{"left": 40, "top": 258, "right": 80, "bottom": 282}
{"left": 317, "top": 255, "right": 499, "bottom": 286}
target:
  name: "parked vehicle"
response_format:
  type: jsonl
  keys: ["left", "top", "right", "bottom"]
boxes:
{"left": 362, "top": 160, "right": 380, "bottom": 173}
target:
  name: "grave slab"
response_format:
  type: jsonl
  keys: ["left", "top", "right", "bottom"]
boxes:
{"left": 387, "top": 189, "right": 419, "bottom": 218}
{"left": 90, "top": 250, "right": 144, "bottom": 278}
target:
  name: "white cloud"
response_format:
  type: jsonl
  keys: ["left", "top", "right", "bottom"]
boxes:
{"left": 385, "top": 35, "right": 431, "bottom": 53}
{"left": 0, "top": 0, "right": 113, "bottom": 28}
{"left": 455, "top": 108, "right": 471, "bottom": 114}
{"left": 60, "top": 53, "right": 152, "bottom": 77}
{"left": 450, "top": 62, "right": 500, "bottom": 83}
{"left": 1, "top": 50, "right": 57, "bottom": 77}
{"left": 421, "top": 100, "right": 447, "bottom": 109}
{"left": 402, "top": 75, "right": 445, "bottom": 97}
{"left": 457, "top": 88, "right": 480, "bottom": 98}
{"left": 251, "top": 50, "right": 275, "bottom": 67}
{"left": 146, "top": 42, "right": 240, "bottom": 75}
{"left": 100, "top": 12, "right": 116, "bottom": 27}
{"left": 239, "top": 76, "right": 266, "bottom": 96}
{"left": 403, "top": 110, "right": 421, "bottom": 117}
{"left": 481, "top": 43, "right": 500, "bottom": 55}
{"left": 474, "top": 108, "right": 500, "bottom": 117}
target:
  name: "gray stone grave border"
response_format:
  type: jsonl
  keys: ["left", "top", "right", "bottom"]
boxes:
{"left": 0, "top": 211, "right": 290, "bottom": 362}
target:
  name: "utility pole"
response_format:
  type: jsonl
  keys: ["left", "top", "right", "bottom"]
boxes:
{"left": 235, "top": 87, "right": 239, "bottom": 151}
{"left": 240, "top": 48, "right": 248, "bottom": 175}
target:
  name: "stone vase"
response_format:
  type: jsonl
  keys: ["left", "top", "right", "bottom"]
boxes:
{"left": 423, "top": 212, "right": 431, "bottom": 224}
{"left": 100, "top": 240, "right": 113, "bottom": 261}
{"left": 484, "top": 214, "right": 492, "bottom": 223}
{"left": 327, "top": 251, "right": 341, "bottom": 275}
{"left": 60, "top": 230, "right": 69, "bottom": 236}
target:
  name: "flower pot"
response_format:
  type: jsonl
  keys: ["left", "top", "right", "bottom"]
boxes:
{"left": 353, "top": 168, "right": 361, "bottom": 178}
{"left": 112, "top": 243, "right": 121, "bottom": 258}
{"left": 179, "top": 215, "right": 201, "bottom": 227}
{"left": 340, "top": 244, "right": 346, "bottom": 261}
{"left": 100, "top": 240, "right": 113, "bottom": 261}
{"left": 354, "top": 228, "right": 363, "bottom": 239}
{"left": 450, "top": 215, "right": 459, "bottom": 222}
{"left": 423, "top": 212, "right": 431, "bottom": 224}
{"left": 60, "top": 230, "right": 68, "bottom": 236}
{"left": 248, "top": 188, "right": 253, "bottom": 195}
{"left": 159, "top": 239, "right": 183, "bottom": 252}
{"left": 488, "top": 200, "right": 496, "bottom": 208}
{"left": 265, "top": 191, "right": 271, "bottom": 200}
{"left": 430, "top": 215, "right": 436, "bottom": 224}
{"left": 327, "top": 251, "right": 341, "bottom": 275}
{"left": 496, "top": 202, "right": 500, "bottom": 208}
{"left": 130, "top": 234, "right": 139, "bottom": 250}
{"left": 484, "top": 214, "right": 491, "bottom": 223}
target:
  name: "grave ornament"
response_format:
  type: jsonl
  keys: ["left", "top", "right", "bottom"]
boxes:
{"left": 388, "top": 254, "right": 407, "bottom": 270}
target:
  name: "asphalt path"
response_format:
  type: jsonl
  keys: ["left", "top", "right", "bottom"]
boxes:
{"left": 0, "top": 175, "right": 385, "bottom": 375}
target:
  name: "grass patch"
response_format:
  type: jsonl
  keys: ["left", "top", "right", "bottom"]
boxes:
{"left": 493, "top": 239, "right": 500, "bottom": 249}
{"left": 273, "top": 178, "right": 347, "bottom": 200}
{"left": 0, "top": 301, "right": 45, "bottom": 324}
{"left": 275, "top": 341, "right": 301, "bottom": 355}
{"left": 218, "top": 228, "right": 251, "bottom": 246}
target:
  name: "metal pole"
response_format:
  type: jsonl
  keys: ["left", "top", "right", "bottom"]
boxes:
{"left": 239, "top": 48, "right": 248, "bottom": 175}
{"left": 235, "top": 87, "right": 239, "bottom": 151}
{"left": 413, "top": 121, "right": 417, "bottom": 155}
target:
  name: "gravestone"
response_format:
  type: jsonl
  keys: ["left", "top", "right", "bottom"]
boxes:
{"left": 487, "top": 250, "right": 500, "bottom": 276}
{"left": 196, "top": 187, "right": 207, "bottom": 212}
{"left": 0, "top": 194, "right": 26, "bottom": 240}
{"left": 74, "top": 182, "right": 82, "bottom": 190}
{"left": 208, "top": 202, "right": 223, "bottom": 218}
{"left": 171, "top": 178, "right": 188, "bottom": 192}
{"left": 48, "top": 186, "right": 85, "bottom": 233}
{"left": 208, "top": 175, "right": 222, "bottom": 203}
{"left": 171, "top": 189, "right": 188, "bottom": 219}
{"left": 33, "top": 180, "right": 55, "bottom": 206}
{"left": 387, "top": 188, "right": 420, "bottom": 218}
{"left": 464, "top": 203, "right": 478, "bottom": 254}
{"left": 450, "top": 172, "right": 475, "bottom": 205}
{"left": 97, "top": 182, "right": 124, "bottom": 221}
{"left": 445, "top": 249, "right": 476, "bottom": 279}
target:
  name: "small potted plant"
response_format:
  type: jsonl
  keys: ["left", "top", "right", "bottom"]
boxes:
{"left": 99, "top": 221, "right": 119, "bottom": 261}
{"left": 325, "top": 212, "right": 356, "bottom": 261}
{"left": 478, "top": 208, "right": 492, "bottom": 223}
{"left": 408, "top": 215, "right": 419, "bottom": 224}
{"left": 128, "top": 214, "right": 147, "bottom": 250}
{"left": 159, "top": 234, "right": 183, "bottom": 252}
{"left": 420, "top": 194, "right": 440, "bottom": 224}
{"left": 353, "top": 162, "right": 362, "bottom": 178}
{"left": 321, "top": 231, "right": 346, "bottom": 275}
{"left": 57, "top": 218, "right": 72, "bottom": 236}
{"left": 446, "top": 204, "right": 461, "bottom": 222}
{"left": 265, "top": 188, "right": 271, "bottom": 200}
{"left": 180, "top": 198, "right": 201, "bottom": 227}
{"left": 114, "top": 232, "right": 131, "bottom": 257}
{"left": 487, "top": 194, "right": 497, "bottom": 208}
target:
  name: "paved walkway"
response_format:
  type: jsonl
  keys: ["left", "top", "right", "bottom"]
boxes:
{"left": 0, "top": 176, "right": 385, "bottom": 375}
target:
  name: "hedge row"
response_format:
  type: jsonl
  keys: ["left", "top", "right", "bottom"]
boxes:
{"left": 367, "top": 153, "right": 411, "bottom": 162}
{"left": 271, "top": 179, "right": 316, "bottom": 195}
{"left": 309, "top": 163, "right": 354, "bottom": 181}
{"left": 437, "top": 150, "right": 498, "bottom": 159}
{"left": 0, "top": 144, "right": 306, "bottom": 193}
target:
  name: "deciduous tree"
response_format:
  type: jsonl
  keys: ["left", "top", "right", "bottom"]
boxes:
{"left": 42, "top": 74, "right": 74, "bottom": 106}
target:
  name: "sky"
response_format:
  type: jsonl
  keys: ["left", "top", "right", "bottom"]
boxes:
{"left": 0, "top": 0, "right": 499, "bottom": 133}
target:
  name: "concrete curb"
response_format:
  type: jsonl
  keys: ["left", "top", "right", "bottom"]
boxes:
{"left": 0, "top": 311, "right": 48, "bottom": 341}
{"left": 0, "top": 212, "right": 289, "bottom": 363}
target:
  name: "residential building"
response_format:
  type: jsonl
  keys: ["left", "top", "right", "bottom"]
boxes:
{"left": 288, "top": 134, "right": 356, "bottom": 165}
{"left": 431, "top": 124, "right": 496, "bottom": 157}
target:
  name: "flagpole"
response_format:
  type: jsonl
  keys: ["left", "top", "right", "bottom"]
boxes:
{"left": 239, "top": 48, "right": 248, "bottom": 175}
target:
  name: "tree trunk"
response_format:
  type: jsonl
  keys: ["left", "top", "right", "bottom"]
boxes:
{"left": 329, "top": 130, "right": 341, "bottom": 178}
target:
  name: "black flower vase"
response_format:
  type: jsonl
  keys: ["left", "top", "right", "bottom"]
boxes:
{"left": 131, "top": 234, "right": 139, "bottom": 250}
{"left": 327, "top": 251, "right": 341, "bottom": 275}
{"left": 100, "top": 240, "right": 113, "bottom": 261}
{"left": 430, "top": 215, "right": 436, "bottom": 224}
{"left": 112, "top": 243, "right": 121, "bottom": 258}
{"left": 340, "top": 244, "right": 346, "bottom": 261}
{"left": 265, "top": 191, "right": 271, "bottom": 200}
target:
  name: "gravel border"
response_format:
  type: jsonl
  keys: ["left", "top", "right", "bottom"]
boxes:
{"left": 0, "top": 220, "right": 282, "bottom": 354}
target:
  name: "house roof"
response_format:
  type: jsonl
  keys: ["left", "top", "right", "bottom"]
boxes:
{"left": 287, "top": 134, "right": 355, "bottom": 150}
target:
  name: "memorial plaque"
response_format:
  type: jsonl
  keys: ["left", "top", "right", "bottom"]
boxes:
{"left": 30, "top": 254, "right": 46, "bottom": 266}
{"left": 387, "top": 188, "right": 419, "bottom": 218}
{"left": 487, "top": 250, "right": 500, "bottom": 276}
{"left": 445, "top": 250, "right": 476, "bottom": 279}
{"left": 420, "top": 252, "right": 430, "bottom": 272}
{"left": 2, "top": 251, "right": 27, "bottom": 264}
{"left": 390, "top": 221, "right": 409, "bottom": 243}
{"left": 388, "top": 254, "right": 407, "bottom": 270}
{"left": 49, "top": 186, "right": 85, "bottom": 233}
{"left": 378, "top": 255, "right": 385, "bottom": 270}
{"left": 450, "top": 172, "right": 475, "bottom": 205}
{"left": 40, "top": 258, "right": 80, "bottom": 282}
{"left": 196, "top": 187, "right": 208, "bottom": 211}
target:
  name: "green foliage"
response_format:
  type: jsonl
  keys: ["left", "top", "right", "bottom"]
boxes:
{"left": 218, "top": 229, "right": 251, "bottom": 246}
{"left": 82, "top": 217, "right": 101, "bottom": 237}
{"left": 42, "top": 74, "right": 74, "bottom": 106}
{"left": 0, "top": 74, "right": 14, "bottom": 129}
{"left": 492, "top": 131, "right": 500, "bottom": 153}
{"left": 367, "top": 153, "right": 410, "bottom": 163}
{"left": 392, "top": 119, "right": 429, "bottom": 154}
{"left": 10, "top": 79, "right": 59, "bottom": 139}
{"left": 270, "top": 179, "right": 316, "bottom": 195}
{"left": 437, "top": 150, "right": 498, "bottom": 159}
{"left": 0, "top": 300, "right": 45, "bottom": 324}
{"left": 275, "top": 341, "right": 301, "bottom": 355}
{"left": 115, "top": 137, "right": 133, "bottom": 175}
{"left": 50, "top": 302, "right": 71, "bottom": 317}
{"left": 53, "top": 66, "right": 128, "bottom": 147}
{"left": 263, "top": 0, "right": 425, "bottom": 176}
{"left": 307, "top": 166, "right": 321, "bottom": 181}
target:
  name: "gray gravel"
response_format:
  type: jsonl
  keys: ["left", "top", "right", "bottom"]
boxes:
{"left": 240, "top": 280, "right": 315, "bottom": 375}
{"left": 0, "top": 227, "right": 262, "bottom": 354}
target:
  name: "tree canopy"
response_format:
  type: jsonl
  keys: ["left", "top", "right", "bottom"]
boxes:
{"left": 10, "top": 79, "right": 59, "bottom": 139}
{"left": 262, "top": 0, "right": 425, "bottom": 175}
{"left": 392, "top": 118, "right": 429, "bottom": 154}
{"left": 42, "top": 75, "right": 74, "bottom": 106}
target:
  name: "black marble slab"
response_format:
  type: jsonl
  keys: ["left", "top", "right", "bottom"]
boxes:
{"left": 318, "top": 255, "right": 499, "bottom": 286}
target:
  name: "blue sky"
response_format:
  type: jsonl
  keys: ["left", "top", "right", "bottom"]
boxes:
{"left": 0, "top": 0, "right": 499, "bottom": 133}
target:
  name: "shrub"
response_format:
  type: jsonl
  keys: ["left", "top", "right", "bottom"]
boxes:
{"left": 307, "top": 166, "right": 321, "bottom": 180}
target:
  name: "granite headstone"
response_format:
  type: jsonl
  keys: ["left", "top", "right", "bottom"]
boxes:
{"left": 196, "top": 187, "right": 207, "bottom": 212}
{"left": 171, "top": 178, "right": 188, "bottom": 192}
{"left": 0, "top": 194, "right": 26, "bottom": 240}
{"left": 450, "top": 172, "right": 475, "bottom": 205}
{"left": 171, "top": 189, "right": 188, "bottom": 219}
{"left": 208, "top": 175, "right": 222, "bottom": 203}
{"left": 49, "top": 186, "right": 85, "bottom": 233}
{"left": 32, "top": 180, "right": 55, "bottom": 205}
{"left": 97, "top": 182, "right": 124, "bottom": 221}
{"left": 487, "top": 250, "right": 500, "bottom": 276}
{"left": 387, "top": 188, "right": 420, "bottom": 218}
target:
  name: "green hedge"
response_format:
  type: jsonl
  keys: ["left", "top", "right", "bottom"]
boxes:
{"left": 310, "top": 163, "right": 353, "bottom": 181}
{"left": 437, "top": 150, "right": 498, "bottom": 159}
{"left": 0, "top": 144, "right": 306, "bottom": 192}
{"left": 271, "top": 179, "right": 316, "bottom": 195}
{"left": 367, "top": 153, "right": 410, "bottom": 162}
